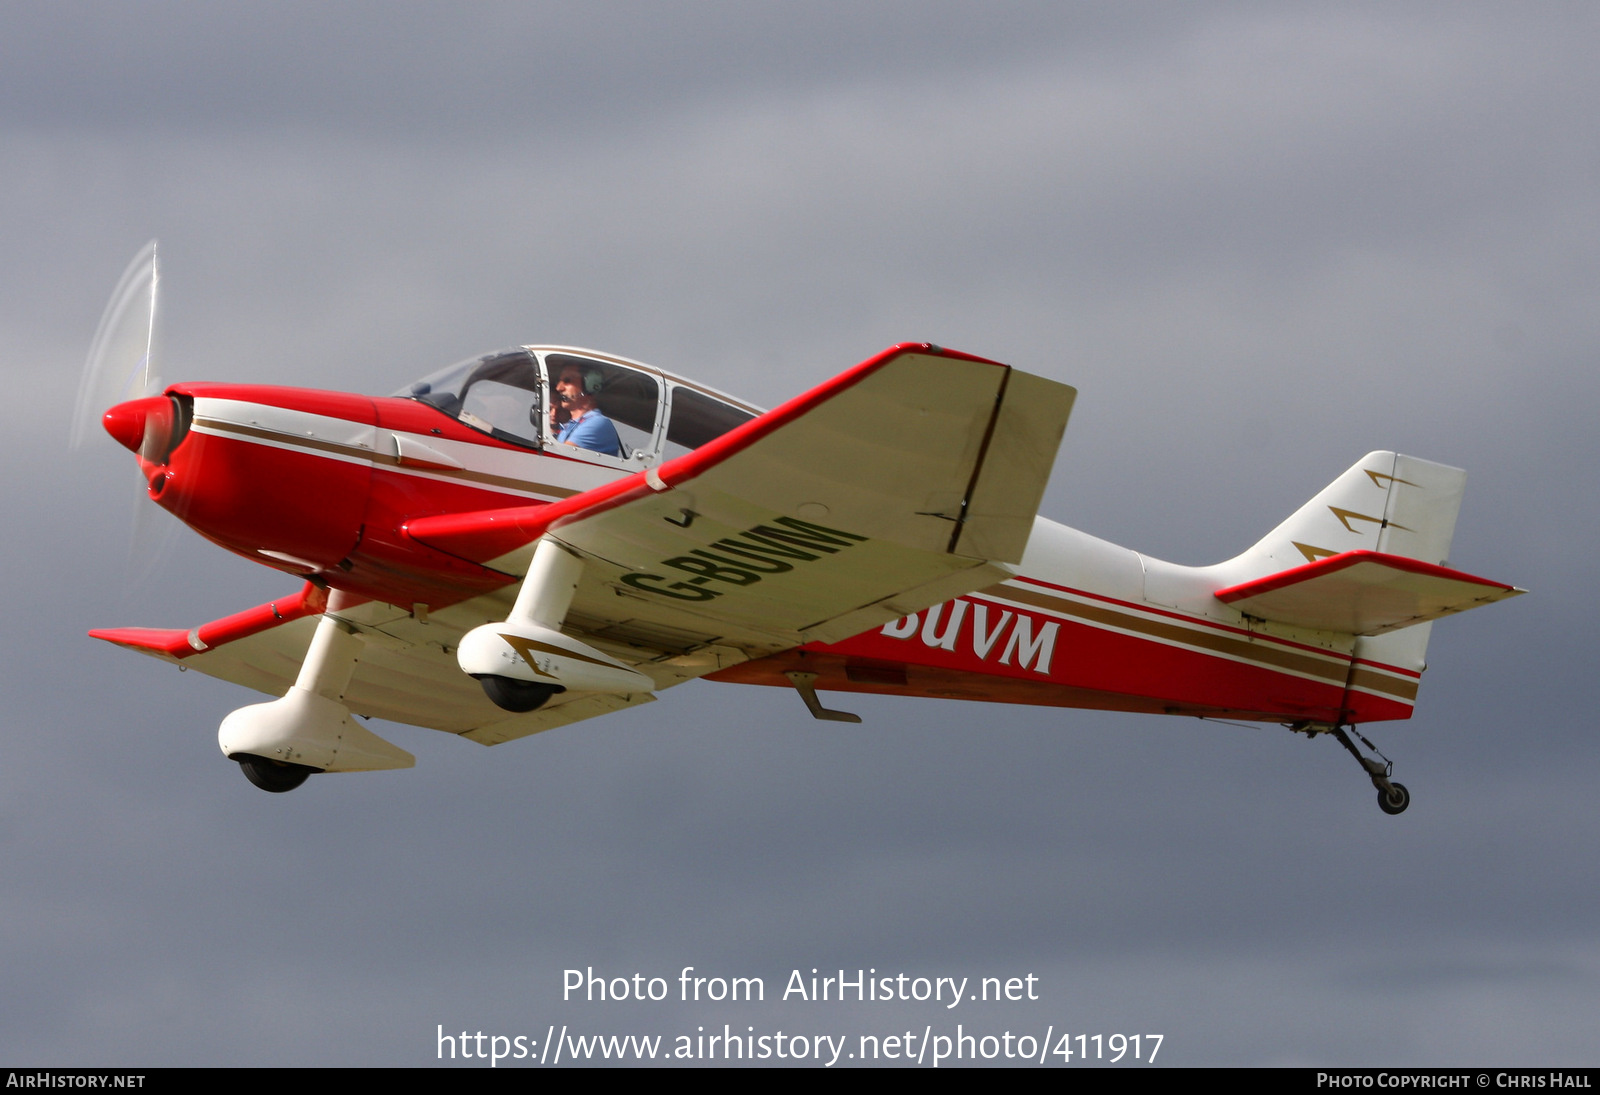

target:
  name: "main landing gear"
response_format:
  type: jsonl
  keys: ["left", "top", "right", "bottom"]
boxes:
{"left": 457, "top": 536, "right": 652, "bottom": 714}
{"left": 1296, "top": 722, "right": 1410, "bottom": 815}
{"left": 218, "top": 595, "right": 415, "bottom": 793}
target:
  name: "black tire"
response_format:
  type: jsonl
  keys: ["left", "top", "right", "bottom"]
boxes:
{"left": 478, "top": 675, "right": 562, "bottom": 713}
{"left": 1377, "top": 782, "right": 1410, "bottom": 815}
{"left": 236, "top": 754, "right": 317, "bottom": 793}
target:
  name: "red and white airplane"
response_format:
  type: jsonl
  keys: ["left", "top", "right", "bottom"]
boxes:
{"left": 83, "top": 245, "right": 1522, "bottom": 810}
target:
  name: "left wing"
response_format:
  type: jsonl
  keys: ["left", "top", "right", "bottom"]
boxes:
{"left": 92, "top": 589, "right": 728, "bottom": 744}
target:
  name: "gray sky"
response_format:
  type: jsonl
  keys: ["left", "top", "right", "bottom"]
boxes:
{"left": 4, "top": 1, "right": 1597, "bottom": 1066}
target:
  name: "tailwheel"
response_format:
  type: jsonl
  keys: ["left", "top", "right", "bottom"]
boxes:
{"left": 235, "top": 753, "right": 319, "bottom": 794}
{"left": 1377, "top": 782, "right": 1411, "bottom": 815}
{"left": 1324, "top": 725, "right": 1412, "bottom": 817}
{"left": 477, "top": 675, "right": 563, "bottom": 713}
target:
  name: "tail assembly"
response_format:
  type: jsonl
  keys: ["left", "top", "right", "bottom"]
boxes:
{"left": 1216, "top": 452, "right": 1521, "bottom": 639}
{"left": 1210, "top": 452, "right": 1522, "bottom": 814}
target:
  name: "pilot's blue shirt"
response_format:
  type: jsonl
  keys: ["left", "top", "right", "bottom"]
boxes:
{"left": 556, "top": 411, "right": 622, "bottom": 456}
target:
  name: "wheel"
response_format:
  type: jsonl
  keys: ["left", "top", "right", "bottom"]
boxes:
{"left": 1377, "top": 782, "right": 1410, "bottom": 815}
{"left": 236, "top": 753, "right": 317, "bottom": 793}
{"left": 478, "top": 675, "right": 562, "bottom": 713}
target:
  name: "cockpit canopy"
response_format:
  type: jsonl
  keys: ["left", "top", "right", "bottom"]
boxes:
{"left": 396, "top": 346, "right": 761, "bottom": 467}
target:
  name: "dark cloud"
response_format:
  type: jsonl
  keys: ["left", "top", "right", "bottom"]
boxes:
{"left": 0, "top": 2, "right": 1194, "bottom": 140}
{"left": 4, "top": 1, "right": 1596, "bottom": 1066}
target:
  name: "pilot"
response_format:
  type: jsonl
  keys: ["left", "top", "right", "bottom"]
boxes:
{"left": 549, "top": 362, "right": 622, "bottom": 456}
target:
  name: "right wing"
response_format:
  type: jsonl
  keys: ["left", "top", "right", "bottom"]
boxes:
{"left": 407, "top": 343, "right": 1077, "bottom": 651}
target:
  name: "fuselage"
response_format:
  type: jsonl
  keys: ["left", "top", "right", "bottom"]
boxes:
{"left": 105, "top": 346, "right": 1418, "bottom": 728}
{"left": 728, "top": 518, "right": 1417, "bottom": 725}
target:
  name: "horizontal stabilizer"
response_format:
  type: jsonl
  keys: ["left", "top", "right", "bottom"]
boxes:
{"left": 1214, "top": 550, "right": 1523, "bottom": 635}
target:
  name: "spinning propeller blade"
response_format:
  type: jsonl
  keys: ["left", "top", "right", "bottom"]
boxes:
{"left": 73, "top": 241, "right": 183, "bottom": 587}
{"left": 73, "top": 240, "right": 161, "bottom": 450}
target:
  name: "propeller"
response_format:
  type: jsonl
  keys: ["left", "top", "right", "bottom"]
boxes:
{"left": 72, "top": 240, "right": 161, "bottom": 451}
{"left": 72, "top": 241, "right": 184, "bottom": 587}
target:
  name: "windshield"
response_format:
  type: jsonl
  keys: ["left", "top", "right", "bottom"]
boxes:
{"left": 396, "top": 348, "right": 543, "bottom": 448}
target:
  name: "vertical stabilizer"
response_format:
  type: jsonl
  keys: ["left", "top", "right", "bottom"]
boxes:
{"left": 1244, "top": 451, "right": 1466, "bottom": 573}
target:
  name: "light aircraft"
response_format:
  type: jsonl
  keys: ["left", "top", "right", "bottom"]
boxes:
{"left": 80, "top": 244, "right": 1522, "bottom": 810}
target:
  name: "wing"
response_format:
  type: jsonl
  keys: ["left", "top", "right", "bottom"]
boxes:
{"left": 91, "top": 587, "right": 736, "bottom": 744}
{"left": 407, "top": 343, "right": 1077, "bottom": 651}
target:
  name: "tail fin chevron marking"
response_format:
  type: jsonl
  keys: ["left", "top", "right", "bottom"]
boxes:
{"left": 1364, "top": 469, "right": 1419, "bottom": 490}
{"left": 1328, "top": 506, "right": 1411, "bottom": 535}
{"left": 1293, "top": 541, "right": 1339, "bottom": 563}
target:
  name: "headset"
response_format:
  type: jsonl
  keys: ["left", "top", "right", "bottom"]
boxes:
{"left": 552, "top": 358, "right": 606, "bottom": 396}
